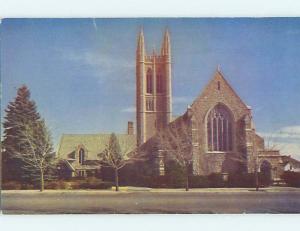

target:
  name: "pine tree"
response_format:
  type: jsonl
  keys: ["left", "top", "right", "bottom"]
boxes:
{"left": 2, "top": 85, "right": 43, "bottom": 184}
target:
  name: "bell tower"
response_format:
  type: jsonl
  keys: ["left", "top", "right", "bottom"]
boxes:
{"left": 136, "top": 29, "right": 172, "bottom": 146}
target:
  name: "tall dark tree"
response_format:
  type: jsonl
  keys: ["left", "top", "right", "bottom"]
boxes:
{"left": 2, "top": 85, "right": 41, "bottom": 184}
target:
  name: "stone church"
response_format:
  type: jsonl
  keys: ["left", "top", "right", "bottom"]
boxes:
{"left": 57, "top": 29, "right": 298, "bottom": 182}
{"left": 135, "top": 29, "right": 297, "bottom": 182}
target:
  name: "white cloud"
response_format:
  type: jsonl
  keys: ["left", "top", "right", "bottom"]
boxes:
{"left": 259, "top": 125, "right": 300, "bottom": 160}
{"left": 58, "top": 48, "right": 134, "bottom": 86}
{"left": 271, "top": 142, "right": 300, "bottom": 160}
{"left": 280, "top": 125, "right": 300, "bottom": 136}
{"left": 259, "top": 125, "right": 300, "bottom": 139}
{"left": 121, "top": 106, "right": 136, "bottom": 113}
{"left": 63, "top": 50, "right": 134, "bottom": 72}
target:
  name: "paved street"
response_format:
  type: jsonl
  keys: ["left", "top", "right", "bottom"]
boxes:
{"left": 2, "top": 188, "right": 300, "bottom": 214}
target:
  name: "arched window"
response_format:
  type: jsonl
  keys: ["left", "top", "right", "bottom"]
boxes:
{"left": 156, "top": 70, "right": 163, "bottom": 93}
{"left": 146, "top": 68, "right": 153, "bottom": 94}
{"left": 79, "top": 148, "right": 85, "bottom": 165}
{"left": 207, "top": 104, "right": 233, "bottom": 152}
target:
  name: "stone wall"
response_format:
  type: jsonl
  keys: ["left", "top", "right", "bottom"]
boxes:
{"left": 138, "top": 70, "right": 289, "bottom": 182}
{"left": 189, "top": 71, "right": 252, "bottom": 175}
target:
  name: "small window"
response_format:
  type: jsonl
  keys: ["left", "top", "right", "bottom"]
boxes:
{"left": 79, "top": 148, "right": 85, "bottom": 165}
{"left": 146, "top": 68, "right": 153, "bottom": 94}
{"left": 78, "top": 170, "right": 85, "bottom": 177}
{"left": 217, "top": 81, "right": 221, "bottom": 90}
{"left": 159, "top": 159, "right": 165, "bottom": 176}
{"left": 146, "top": 98, "right": 154, "bottom": 111}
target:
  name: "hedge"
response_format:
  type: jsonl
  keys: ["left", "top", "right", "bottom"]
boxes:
{"left": 2, "top": 177, "right": 113, "bottom": 190}
{"left": 281, "top": 171, "right": 300, "bottom": 187}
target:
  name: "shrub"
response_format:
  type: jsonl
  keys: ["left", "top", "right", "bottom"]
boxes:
{"left": 227, "top": 172, "right": 273, "bottom": 188}
{"left": 281, "top": 171, "right": 300, "bottom": 187}
{"left": 2, "top": 181, "right": 23, "bottom": 190}
{"left": 79, "top": 179, "right": 113, "bottom": 189}
{"left": 164, "top": 161, "right": 186, "bottom": 188}
{"left": 258, "top": 172, "right": 272, "bottom": 187}
{"left": 91, "top": 182, "right": 113, "bottom": 189}
{"left": 21, "top": 183, "right": 35, "bottom": 190}
{"left": 45, "top": 177, "right": 113, "bottom": 190}
{"left": 148, "top": 176, "right": 168, "bottom": 188}
{"left": 228, "top": 173, "right": 256, "bottom": 188}
{"left": 1, "top": 181, "right": 38, "bottom": 190}
{"left": 207, "top": 173, "right": 226, "bottom": 188}
{"left": 189, "top": 175, "right": 210, "bottom": 188}
{"left": 45, "top": 180, "right": 72, "bottom": 190}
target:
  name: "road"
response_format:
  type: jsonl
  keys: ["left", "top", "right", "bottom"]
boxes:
{"left": 2, "top": 188, "right": 300, "bottom": 214}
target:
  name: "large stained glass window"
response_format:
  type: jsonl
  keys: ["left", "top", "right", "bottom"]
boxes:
{"left": 207, "top": 104, "right": 233, "bottom": 151}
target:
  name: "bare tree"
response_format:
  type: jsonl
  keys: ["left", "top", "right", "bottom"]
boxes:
{"left": 157, "top": 118, "right": 193, "bottom": 191}
{"left": 263, "top": 131, "right": 287, "bottom": 152}
{"left": 13, "top": 120, "right": 55, "bottom": 191}
{"left": 99, "top": 133, "right": 140, "bottom": 191}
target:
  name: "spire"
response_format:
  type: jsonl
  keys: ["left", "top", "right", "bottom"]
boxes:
{"left": 161, "top": 28, "right": 170, "bottom": 56}
{"left": 137, "top": 27, "right": 145, "bottom": 59}
{"left": 152, "top": 45, "right": 156, "bottom": 56}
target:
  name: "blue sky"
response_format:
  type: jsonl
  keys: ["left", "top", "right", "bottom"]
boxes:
{"left": 1, "top": 18, "right": 300, "bottom": 158}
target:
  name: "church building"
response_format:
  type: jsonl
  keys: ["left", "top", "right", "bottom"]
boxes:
{"left": 136, "top": 29, "right": 296, "bottom": 182}
{"left": 57, "top": 29, "right": 298, "bottom": 183}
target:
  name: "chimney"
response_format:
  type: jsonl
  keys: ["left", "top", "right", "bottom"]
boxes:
{"left": 127, "top": 121, "right": 134, "bottom": 135}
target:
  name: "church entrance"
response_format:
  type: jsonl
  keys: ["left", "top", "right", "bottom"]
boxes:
{"left": 260, "top": 160, "right": 272, "bottom": 186}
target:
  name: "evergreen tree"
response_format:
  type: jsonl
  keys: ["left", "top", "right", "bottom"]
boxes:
{"left": 2, "top": 85, "right": 44, "bottom": 184}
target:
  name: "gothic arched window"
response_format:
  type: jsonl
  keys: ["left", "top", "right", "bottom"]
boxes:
{"left": 207, "top": 104, "right": 233, "bottom": 152}
{"left": 156, "top": 70, "right": 163, "bottom": 93}
{"left": 79, "top": 148, "right": 85, "bottom": 165}
{"left": 146, "top": 68, "right": 153, "bottom": 94}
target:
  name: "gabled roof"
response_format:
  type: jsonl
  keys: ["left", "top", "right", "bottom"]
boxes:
{"left": 191, "top": 70, "right": 250, "bottom": 111}
{"left": 286, "top": 157, "right": 300, "bottom": 168}
{"left": 57, "top": 133, "right": 136, "bottom": 160}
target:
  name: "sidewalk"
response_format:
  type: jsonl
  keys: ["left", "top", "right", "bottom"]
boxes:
{"left": 2, "top": 186, "right": 300, "bottom": 194}
{"left": 151, "top": 187, "right": 300, "bottom": 193}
